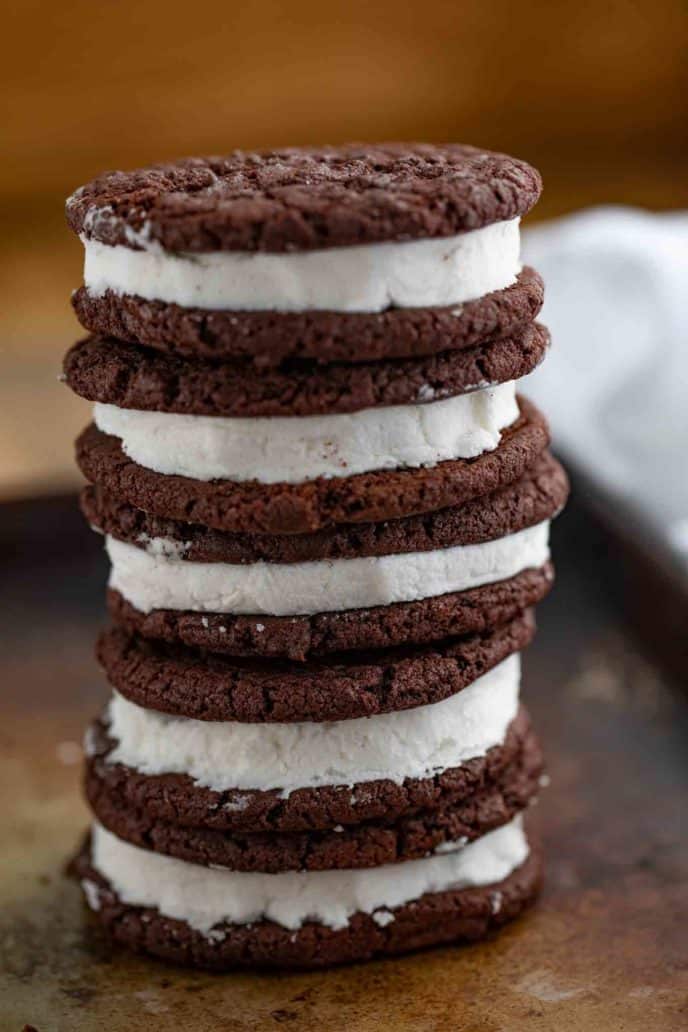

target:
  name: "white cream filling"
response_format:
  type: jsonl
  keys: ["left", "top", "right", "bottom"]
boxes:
{"left": 106, "top": 521, "right": 550, "bottom": 617}
{"left": 93, "top": 381, "right": 519, "bottom": 484}
{"left": 90, "top": 815, "right": 527, "bottom": 932}
{"left": 81, "top": 218, "right": 520, "bottom": 313}
{"left": 105, "top": 653, "right": 520, "bottom": 794}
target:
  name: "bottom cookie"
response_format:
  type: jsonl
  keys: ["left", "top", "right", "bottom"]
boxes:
{"left": 107, "top": 564, "right": 553, "bottom": 661}
{"left": 71, "top": 817, "right": 542, "bottom": 970}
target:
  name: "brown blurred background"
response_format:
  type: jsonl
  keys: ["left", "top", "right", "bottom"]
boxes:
{"left": 2, "top": 0, "right": 687, "bottom": 500}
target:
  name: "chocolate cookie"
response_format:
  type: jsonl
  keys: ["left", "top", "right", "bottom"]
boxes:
{"left": 85, "top": 707, "right": 533, "bottom": 834}
{"left": 86, "top": 720, "right": 543, "bottom": 872}
{"left": 63, "top": 322, "right": 549, "bottom": 418}
{"left": 97, "top": 611, "right": 535, "bottom": 724}
{"left": 71, "top": 836, "right": 542, "bottom": 970}
{"left": 84, "top": 451, "right": 567, "bottom": 565}
{"left": 71, "top": 267, "right": 544, "bottom": 366}
{"left": 66, "top": 145, "right": 542, "bottom": 254}
{"left": 76, "top": 396, "right": 550, "bottom": 535}
{"left": 107, "top": 564, "right": 553, "bottom": 661}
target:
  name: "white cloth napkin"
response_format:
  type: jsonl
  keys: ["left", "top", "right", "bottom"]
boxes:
{"left": 522, "top": 206, "right": 688, "bottom": 579}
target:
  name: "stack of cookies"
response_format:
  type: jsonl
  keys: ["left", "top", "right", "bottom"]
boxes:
{"left": 64, "top": 145, "right": 567, "bottom": 970}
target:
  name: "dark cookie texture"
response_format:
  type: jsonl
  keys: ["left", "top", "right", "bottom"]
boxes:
{"left": 86, "top": 707, "right": 532, "bottom": 834}
{"left": 63, "top": 322, "right": 548, "bottom": 418}
{"left": 107, "top": 564, "right": 553, "bottom": 661}
{"left": 76, "top": 396, "right": 550, "bottom": 535}
{"left": 71, "top": 267, "right": 544, "bottom": 366}
{"left": 67, "top": 144, "right": 542, "bottom": 254}
{"left": 71, "top": 836, "right": 541, "bottom": 970}
{"left": 97, "top": 611, "right": 535, "bottom": 723}
{"left": 87, "top": 721, "right": 542, "bottom": 872}
{"left": 107, "top": 557, "right": 552, "bottom": 660}
{"left": 84, "top": 451, "right": 567, "bottom": 565}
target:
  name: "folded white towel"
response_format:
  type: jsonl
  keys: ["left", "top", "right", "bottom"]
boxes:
{"left": 523, "top": 206, "right": 688, "bottom": 576}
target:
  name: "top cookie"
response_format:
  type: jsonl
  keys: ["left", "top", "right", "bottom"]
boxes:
{"left": 66, "top": 144, "right": 542, "bottom": 254}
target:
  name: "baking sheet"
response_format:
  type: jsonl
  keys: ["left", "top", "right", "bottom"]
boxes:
{"left": 2, "top": 495, "right": 687, "bottom": 1032}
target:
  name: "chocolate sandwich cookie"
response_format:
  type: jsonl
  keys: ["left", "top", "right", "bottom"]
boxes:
{"left": 71, "top": 832, "right": 542, "bottom": 970}
{"left": 97, "top": 611, "right": 536, "bottom": 724}
{"left": 107, "top": 564, "right": 553, "bottom": 661}
{"left": 87, "top": 719, "right": 543, "bottom": 872}
{"left": 71, "top": 266, "right": 544, "bottom": 366}
{"left": 84, "top": 450, "right": 567, "bottom": 565}
{"left": 76, "top": 396, "right": 549, "bottom": 535}
{"left": 63, "top": 141, "right": 560, "bottom": 975}
{"left": 63, "top": 322, "right": 549, "bottom": 418}
{"left": 67, "top": 144, "right": 542, "bottom": 254}
{"left": 85, "top": 706, "right": 533, "bottom": 835}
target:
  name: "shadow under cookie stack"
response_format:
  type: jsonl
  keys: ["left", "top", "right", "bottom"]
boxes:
{"left": 65, "top": 144, "right": 568, "bottom": 970}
